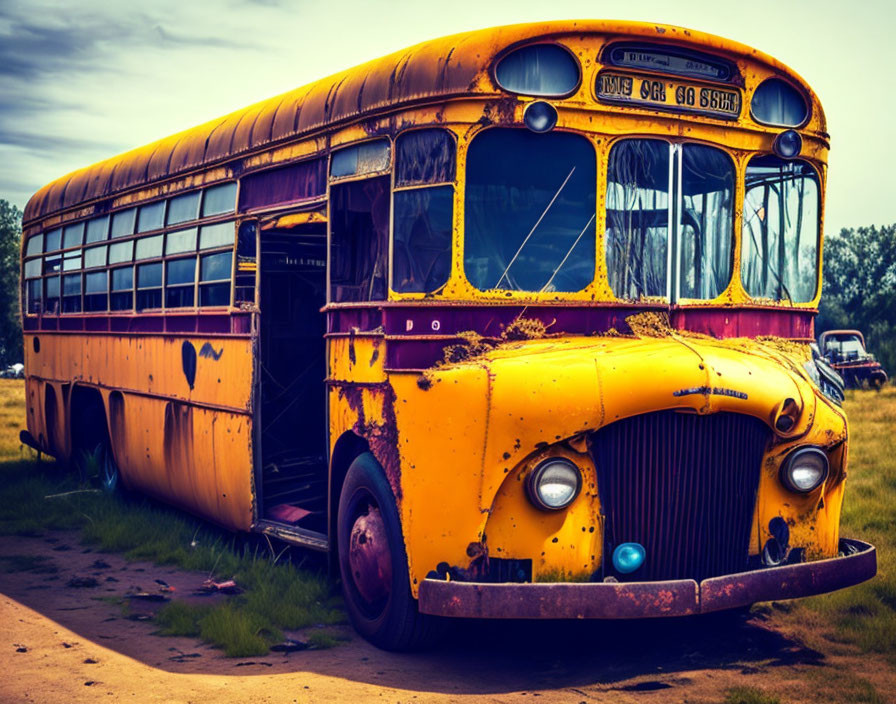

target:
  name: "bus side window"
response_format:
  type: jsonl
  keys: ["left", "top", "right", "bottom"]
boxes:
{"left": 329, "top": 177, "right": 390, "bottom": 302}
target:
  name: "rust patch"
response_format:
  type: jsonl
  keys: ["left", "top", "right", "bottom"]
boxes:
{"left": 348, "top": 328, "right": 357, "bottom": 366}
{"left": 339, "top": 383, "right": 402, "bottom": 501}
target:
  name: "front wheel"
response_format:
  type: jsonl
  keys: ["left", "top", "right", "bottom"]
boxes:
{"left": 337, "top": 452, "right": 443, "bottom": 651}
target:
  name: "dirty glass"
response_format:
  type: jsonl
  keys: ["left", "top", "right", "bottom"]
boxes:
{"left": 62, "top": 250, "right": 82, "bottom": 271}
{"left": 605, "top": 139, "right": 669, "bottom": 299}
{"left": 751, "top": 78, "right": 808, "bottom": 127}
{"left": 83, "top": 245, "right": 107, "bottom": 269}
{"left": 108, "top": 241, "right": 133, "bottom": 264}
{"left": 741, "top": 157, "right": 819, "bottom": 302}
{"left": 135, "top": 235, "right": 163, "bottom": 261}
{"left": 199, "top": 221, "right": 234, "bottom": 250}
{"left": 62, "top": 274, "right": 81, "bottom": 313}
{"left": 44, "top": 254, "right": 62, "bottom": 274}
{"left": 494, "top": 44, "right": 580, "bottom": 96}
{"left": 44, "top": 228, "right": 61, "bottom": 252}
{"left": 45, "top": 275, "right": 60, "bottom": 313}
{"left": 678, "top": 145, "right": 734, "bottom": 299}
{"left": 63, "top": 222, "right": 84, "bottom": 248}
{"left": 166, "top": 227, "right": 198, "bottom": 255}
{"left": 464, "top": 129, "right": 596, "bottom": 292}
{"left": 393, "top": 187, "right": 453, "bottom": 293}
{"left": 239, "top": 158, "right": 326, "bottom": 210}
{"left": 137, "top": 201, "right": 165, "bottom": 233}
{"left": 136, "top": 262, "right": 162, "bottom": 310}
{"left": 395, "top": 130, "right": 456, "bottom": 186}
{"left": 110, "top": 208, "right": 136, "bottom": 238}
{"left": 24, "top": 258, "right": 41, "bottom": 278}
{"left": 201, "top": 183, "right": 237, "bottom": 217}
{"left": 110, "top": 267, "right": 133, "bottom": 311}
{"left": 330, "top": 140, "right": 390, "bottom": 179}
{"left": 26, "top": 234, "right": 42, "bottom": 256}
{"left": 166, "top": 192, "right": 201, "bottom": 225}
{"left": 200, "top": 251, "right": 232, "bottom": 306}
{"left": 26, "top": 280, "right": 41, "bottom": 313}
{"left": 165, "top": 258, "right": 196, "bottom": 308}
{"left": 85, "top": 216, "right": 109, "bottom": 243}
{"left": 84, "top": 271, "right": 108, "bottom": 312}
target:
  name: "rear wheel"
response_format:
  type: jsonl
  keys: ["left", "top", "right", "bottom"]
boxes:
{"left": 337, "top": 452, "right": 442, "bottom": 651}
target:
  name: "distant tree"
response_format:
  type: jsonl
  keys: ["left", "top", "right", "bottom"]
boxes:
{"left": 0, "top": 201, "right": 23, "bottom": 366}
{"left": 818, "top": 224, "right": 896, "bottom": 373}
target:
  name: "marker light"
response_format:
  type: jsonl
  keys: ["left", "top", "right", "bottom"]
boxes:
{"left": 612, "top": 542, "right": 646, "bottom": 574}
{"left": 523, "top": 101, "right": 558, "bottom": 133}
{"left": 526, "top": 458, "right": 581, "bottom": 510}
{"left": 773, "top": 130, "right": 802, "bottom": 159}
{"left": 780, "top": 446, "right": 829, "bottom": 493}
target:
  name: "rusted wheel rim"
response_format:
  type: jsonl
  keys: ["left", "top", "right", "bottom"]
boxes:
{"left": 348, "top": 505, "right": 393, "bottom": 606}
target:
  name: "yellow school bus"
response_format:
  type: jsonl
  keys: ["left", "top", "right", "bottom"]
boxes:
{"left": 20, "top": 20, "right": 875, "bottom": 649}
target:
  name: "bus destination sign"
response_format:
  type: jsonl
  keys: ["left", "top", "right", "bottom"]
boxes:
{"left": 597, "top": 72, "right": 741, "bottom": 119}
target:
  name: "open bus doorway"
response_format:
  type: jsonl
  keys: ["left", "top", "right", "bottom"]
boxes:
{"left": 258, "top": 222, "right": 328, "bottom": 535}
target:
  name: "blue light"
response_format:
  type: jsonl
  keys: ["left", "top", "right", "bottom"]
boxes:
{"left": 612, "top": 542, "right": 646, "bottom": 574}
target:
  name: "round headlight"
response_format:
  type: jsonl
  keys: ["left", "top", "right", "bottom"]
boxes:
{"left": 523, "top": 101, "right": 558, "bottom": 133}
{"left": 526, "top": 458, "right": 581, "bottom": 510}
{"left": 773, "top": 129, "right": 802, "bottom": 159}
{"left": 780, "top": 446, "right": 829, "bottom": 493}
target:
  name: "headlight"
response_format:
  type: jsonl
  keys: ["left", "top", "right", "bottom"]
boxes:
{"left": 780, "top": 446, "right": 829, "bottom": 493}
{"left": 526, "top": 458, "right": 581, "bottom": 510}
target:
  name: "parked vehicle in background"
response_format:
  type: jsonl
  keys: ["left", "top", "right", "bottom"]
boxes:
{"left": 819, "top": 330, "right": 888, "bottom": 389}
{"left": 19, "top": 20, "right": 876, "bottom": 650}
{"left": 1, "top": 363, "right": 24, "bottom": 379}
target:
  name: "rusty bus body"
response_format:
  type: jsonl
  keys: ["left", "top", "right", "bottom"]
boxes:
{"left": 21, "top": 21, "right": 875, "bottom": 649}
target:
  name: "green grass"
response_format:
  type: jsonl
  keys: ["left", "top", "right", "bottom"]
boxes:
{"left": 0, "top": 379, "right": 345, "bottom": 657}
{"left": 804, "top": 669, "right": 885, "bottom": 704}
{"left": 724, "top": 686, "right": 780, "bottom": 704}
{"left": 790, "top": 386, "right": 896, "bottom": 660}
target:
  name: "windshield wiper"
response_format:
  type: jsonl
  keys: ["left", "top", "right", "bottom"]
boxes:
{"left": 494, "top": 166, "right": 576, "bottom": 289}
{"left": 539, "top": 212, "right": 596, "bottom": 293}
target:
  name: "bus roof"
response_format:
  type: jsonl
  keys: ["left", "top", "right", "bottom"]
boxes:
{"left": 23, "top": 19, "right": 822, "bottom": 227}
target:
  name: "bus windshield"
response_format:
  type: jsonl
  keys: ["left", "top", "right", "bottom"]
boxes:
{"left": 741, "top": 156, "right": 819, "bottom": 303}
{"left": 464, "top": 129, "right": 596, "bottom": 292}
{"left": 605, "top": 139, "right": 734, "bottom": 301}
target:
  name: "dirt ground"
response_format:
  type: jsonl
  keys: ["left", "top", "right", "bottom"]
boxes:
{"left": 2, "top": 532, "right": 895, "bottom": 703}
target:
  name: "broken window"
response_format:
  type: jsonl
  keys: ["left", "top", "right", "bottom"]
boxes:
{"left": 605, "top": 139, "right": 734, "bottom": 301}
{"left": 464, "top": 128, "right": 596, "bottom": 292}
{"left": 239, "top": 158, "right": 326, "bottom": 211}
{"left": 329, "top": 177, "right": 390, "bottom": 302}
{"left": 741, "top": 156, "right": 819, "bottom": 303}
{"left": 605, "top": 139, "right": 669, "bottom": 299}
{"left": 393, "top": 129, "right": 455, "bottom": 293}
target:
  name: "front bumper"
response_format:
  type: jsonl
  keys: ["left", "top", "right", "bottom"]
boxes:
{"left": 418, "top": 539, "right": 876, "bottom": 619}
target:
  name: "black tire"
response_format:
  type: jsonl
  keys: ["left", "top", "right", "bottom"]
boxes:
{"left": 337, "top": 452, "right": 443, "bottom": 651}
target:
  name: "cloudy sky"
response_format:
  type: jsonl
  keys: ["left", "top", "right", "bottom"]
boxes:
{"left": 1, "top": 0, "right": 893, "bottom": 234}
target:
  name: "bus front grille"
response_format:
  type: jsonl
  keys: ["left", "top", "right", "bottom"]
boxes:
{"left": 591, "top": 410, "right": 769, "bottom": 582}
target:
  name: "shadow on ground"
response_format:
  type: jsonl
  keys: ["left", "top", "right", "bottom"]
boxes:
{"left": 0, "top": 530, "right": 823, "bottom": 697}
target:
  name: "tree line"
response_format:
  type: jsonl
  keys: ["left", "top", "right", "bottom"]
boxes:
{"left": 0, "top": 196, "right": 892, "bottom": 377}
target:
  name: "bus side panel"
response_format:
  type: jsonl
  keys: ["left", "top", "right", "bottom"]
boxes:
{"left": 110, "top": 393, "right": 254, "bottom": 532}
{"left": 24, "top": 333, "right": 254, "bottom": 413}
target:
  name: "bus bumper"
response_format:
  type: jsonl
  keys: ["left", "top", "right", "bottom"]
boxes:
{"left": 417, "top": 539, "right": 876, "bottom": 619}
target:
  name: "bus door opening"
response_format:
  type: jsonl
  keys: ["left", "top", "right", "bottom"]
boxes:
{"left": 258, "top": 222, "right": 328, "bottom": 533}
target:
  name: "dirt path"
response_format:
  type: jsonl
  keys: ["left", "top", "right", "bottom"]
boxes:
{"left": 2, "top": 532, "right": 894, "bottom": 703}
